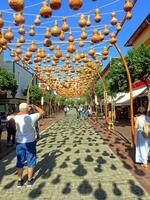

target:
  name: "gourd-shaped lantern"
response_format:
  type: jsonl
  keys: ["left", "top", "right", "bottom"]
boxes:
{"left": 71, "top": 67, "right": 75, "bottom": 73}
{"left": 99, "top": 32, "right": 104, "bottom": 41}
{"left": 51, "top": 20, "right": 61, "bottom": 36}
{"left": 0, "top": 12, "right": 4, "bottom": 28}
{"left": 66, "top": 52, "right": 70, "bottom": 59}
{"left": 43, "top": 39, "right": 52, "bottom": 47}
{"left": 126, "top": 11, "right": 132, "bottom": 20}
{"left": 49, "top": 43, "right": 54, "bottom": 50}
{"left": 69, "top": 0, "right": 83, "bottom": 10}
{"left": 111, "top": 12, "right": 117, "bottom": 25}
{"left": 34, "top": 15, "right": 41, "bottom": 26}
{"left": 116, "top": 23, "right": 122, "bottom": 31}
{"left": 16, "top": 47, "right": 22, "bottom": 54}
{"left": 8, "top": 0, "right": 24, "bottom": 12}
{"left": 91, "top": 29, "right": 100, "bottom": 43}
{"left": 5, "top": 27, "right": 14, "bottom": 41}
{"left": 10, "top": 49, "right": 16, "bottom": 57}
{"left": 87, "top": 15, "right": 91, "bottom": 26}
{"left": 110, "top": 33, "right": 117, "bottom": 44}
{"left": 45, "top": 28, "right": 51, "bottom": 38}
{"left": 61, "top": 56, "right": 65, "bottom": 62}
{"left": 62, "top": 17, "right": 69, "bottom": 32}
{"left": 54, "top": 46, "right": 62, "bottom": 58}
{"left": 15, "top": 39, "right": 21, "bottom": 48}
{"left": 95, "top": 8, "right": 101, "bottom": 22}
{"left": 124, "top": 0, "right": 133, "bottom": 12}
{"left": 40, "top": 1, "right": 52, "bottom": 18}
{"left": 79, "top": 38, "right": 84, "bottom": 47}
{"left": 80, "top": 28, "right": 87, "bottom": 40}
{"left": 68, "top": 32, "right": 74, "bottom": 42}
{"left": 102, "top": 55, "right": 108, "bottom": 60}
{"left": 0, "top": 31, "right": 7, "bottom": 46}
{"left": 29, "top": 41, "right": 38, "bottom": 52}
{"left": 29, "top": 25, "right": 35, "bottom": 36}
{"left": 26, "top": 49, "right": 32, "bottom": 58}
{"left": 74, "top": 51, "right": 80, "bottom": 62}
{"left": 13, "top": 12, "right": 25, "bottom": 25}
{"left": 14, "top": 55, "right": 20, "bottom": 62}
{"left": 39, "top": 49, "right": 46, "bottom": 58}
{"left": 67, "top": 42, "right": 76, "bottom": 53}
{"left": 88, "top": 47, "right": 95, "bottom": 56}
{"left": 80, "top": 50, "right": 85, "bottom": 58}
{"left": 78, "top": 14, "right": 87, "bottom": 27}
{"left": 18, "top": 24, "right": 25, "bottom": 35}
{"left": 50, "top": 0, "right": 61, "bottom": 10}
{"left": 103, "top": 25, "right": 109, "bottom": 35}
{"left": 83, "top": 56, "right": 88, "bottom": 63}
{"left": 59, "top": 31, "right": 65, "bottom": 41}
{"left": 47, "top": 54, "right": 51, "bottom": 62}
{"left": 102, "top": 46, "right": 108, "bottom": 56}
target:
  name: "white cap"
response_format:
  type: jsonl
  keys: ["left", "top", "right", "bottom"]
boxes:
{"left": 19, "top": 103, "right": 28, "bottom": 112}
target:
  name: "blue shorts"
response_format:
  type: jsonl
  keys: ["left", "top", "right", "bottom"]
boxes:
{"left": 16, "top": 141, "right": 36, "bottom": 168}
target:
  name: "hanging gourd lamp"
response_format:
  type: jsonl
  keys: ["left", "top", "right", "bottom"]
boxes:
{"left": 87, "top": 15, "right": 91, "bottom": 26}
{"left": 68, "top": 31, "right": 74, "bottom": 42}
{"left": 43, "top": 39, "right": 52, "bottom": 47}
{"left": 10, "top": 49, "right": 16, "bottom": 57}
{"left": 116, "top": 23, "right": 122, "bottom": 31}
{"left": 59, "top": 31, "right": 65, "bottom": 41}
{"left": 61, "top": 56, "right": 65, "bottom": 62}
{"left": 14, "top": 55, "right": 20, "bottom": 62}
{"left": 79, "top": 38, "right": 84, "bottom": 47}
{"left": 29, "top": 25, "right": 35, "bottom": 36}
{"left": 49, "top": 43, "right": 54, "bottom": 50}
{"left": 40, "top": 1, "right": 52, "bottom": 18}
{"left": 124, "top": 0, "right": 133, "bottom": 12}
{"left": 111, "top": 12, "right": 117, "bottom": 25}
{"left": 18, "top": 24, "right": 25, "bottom": 35}
{"left": 40, "top": 49, "right": 46, "bottom": 58}
{"left": 71, "top": 67, "right": 75, "bottom": 73}
{"left": 126, "top": 11, "right": 132, "bottom": 20}
{"left": 54, "top": 46, "right": 62, "bottom": 58}
{"left": 80, "top": 28, "right": 87, "bottom": 40}
{"left": 50, "top": 0, "right": 61, "bottom": 10}
{"left": 78, "top": 14, "right": 87, "bottom": 27}
{"left": 83, "top": 56, "right": 88, "bottom": 63}
{"left": 80, "top": 50, "right": 85, "bottom": 59}
{"left": 102, "top": 46, "right": 108, "bottom": 56}
{"left": 29, "top": 41, "right": 38, "bottom": 52}
{"left": 51, "top": 20, "right": 61, "bottom": 36}
{"left": 13, "top": 12, "right": 25, "bottom": 25}
{"left": 95, "top": 8, "right": 101, "bottom": 22}
{"left": 91, "top": 29, "right": 100, "bottom": 43}
{"left": 66, "top": 52, "right": 70, "bottom": 59}
{"left": 110, "top": 33, "right": 117, "bottom": 44}
{"left": 34, "top": 15, "right": 41, "bottom": 26}
{"left": 0, "top": 31, "right": 7, "bottom": 46}
{"left": 62, "top": 17, "right": 69, "bottom": 32}
{"left": 44, "top": 28, "right": 51, "bottom": 39}
{"left": 0, "top": 12, "right": 4, "bottom": 28}
{"left": 46, "top": 54, "right": 51, "bottom": 62}
{"left": 16, "top": 47, "right": 22, "bottom": 54}
{"left": 88, "top": 47, "right": 95, "bottom": 56}
{"left": 69, "top": 0, "right": 82, "bottom": 10}
{"left": 28, "top": 60, "right": 32, "bottom": 65}
{"left": 103, "top": 25, "right": 109, "bottom": 35}
{"left": 67, "top": 42, "right": 76, "bottom": 53}
{"left": 26, "top": 49, "right": 32, "bottom": 57}
{"left": 8, "top": 0, "right": 24, "bottom": 12}
{"left": 74, "top": 51, "right": 80, "bottom": 62}
{"left": 5, "top": 27, "right": 14, "bottom": 41}
{"left": 102, "top": 55, "right": 108, "bottom": 60}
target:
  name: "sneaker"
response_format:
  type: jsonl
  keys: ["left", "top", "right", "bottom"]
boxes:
{"left": 17, "top": 180, "right": 23, "bottom": 188}
{"left": 27, "top": 179, "right": 34, "bottom": 187}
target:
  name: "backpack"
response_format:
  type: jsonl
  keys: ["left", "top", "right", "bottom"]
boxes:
{"left": 143, "top": 117, "right": 150, "bottom": 138}
{"left": 7, "top": 118, "right": 16, "bottom": 129}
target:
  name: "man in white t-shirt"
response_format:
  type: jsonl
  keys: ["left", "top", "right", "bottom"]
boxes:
{"left": 14, "top": 103, "right": 44, "bottom": 187}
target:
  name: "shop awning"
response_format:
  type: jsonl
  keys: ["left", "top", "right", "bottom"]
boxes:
{"left": 116, "top": 86, "right": 147, "bottom": 105}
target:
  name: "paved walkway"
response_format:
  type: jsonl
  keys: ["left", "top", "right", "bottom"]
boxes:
{"left": 0, "top": 110, "right": 150, "bottom": 200}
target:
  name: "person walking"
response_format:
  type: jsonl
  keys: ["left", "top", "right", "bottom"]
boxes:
{"left": 64, "top": 106, "right": 67, "bottom": 116}
{"left": 135, "top": 108, "right": 150, "bottom": 168}
{"left": 6, "top": 110, "right": 16, "bottom": 147}
{"left": 14, "top": 103, "right": 44, "bottom": 187}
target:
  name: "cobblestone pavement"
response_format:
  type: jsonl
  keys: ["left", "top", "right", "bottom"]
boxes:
{"left": 0, "top": 111, "right": 150, "bottom": 200}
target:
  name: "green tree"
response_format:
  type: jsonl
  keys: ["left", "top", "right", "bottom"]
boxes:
{"left": 0, "top": 67, "right": 18, "bottom": 97}
{"left": 29, "top": 85, "right": 43, "bottom": 103}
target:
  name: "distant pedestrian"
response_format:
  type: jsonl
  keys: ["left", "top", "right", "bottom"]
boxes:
{"left": 0, "top": 113, "right": 3, "bottom": 149}
{"left": 135, "top": 107, "right": 150, "bottom": 168}
{"left": 64, "top": 106, "right": 67, "bottom": 116}
{"left": 14, "top": 103, "right": 44, "bottom": 188}
{"left": 6, "top": 110, "right": 16, "bottom": 147}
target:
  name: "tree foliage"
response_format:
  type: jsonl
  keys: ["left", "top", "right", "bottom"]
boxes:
{"left": 0, "top": 67, "right": 18, "bottom": 97}
{"left": 29, "top": 85, "right": 43, "bottom": 103}
{"left": 106, "top": 45, "right": 150, "bottom": 96}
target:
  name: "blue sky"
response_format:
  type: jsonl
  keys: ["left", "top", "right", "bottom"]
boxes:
{"left": 1, "top": 0, "right": 150, "bottom": 71}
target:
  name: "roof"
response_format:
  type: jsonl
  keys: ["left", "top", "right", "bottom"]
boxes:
{"left": 125, "top": 13, "right": 150, "bottom": 47}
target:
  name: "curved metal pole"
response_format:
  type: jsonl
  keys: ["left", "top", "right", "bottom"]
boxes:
{"left": 96, "top": 65, "right": 108, "bottom": 123}
{"left": 26, "top": 74, "right": 35, "bottom": 104}
{"left": 114, "top": 43, "right": 135, "bottom": 148}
